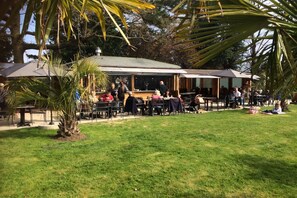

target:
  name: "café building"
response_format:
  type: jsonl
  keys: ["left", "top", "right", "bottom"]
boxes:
{"left": 84, "top": 55, "right": 186, "bottom": 99}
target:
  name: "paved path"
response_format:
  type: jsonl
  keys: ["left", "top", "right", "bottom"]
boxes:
{"left": 0, "top": 114, "right": 142, "bottom": 131}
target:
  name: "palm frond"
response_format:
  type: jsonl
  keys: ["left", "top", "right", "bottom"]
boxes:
{"left": 174, "top": 0, "right": 297, "bottom": 96}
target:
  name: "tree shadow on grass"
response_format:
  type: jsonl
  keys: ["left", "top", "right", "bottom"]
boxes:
{"left": 0, "top": 127, "right": 55, "bottom": 140}
{"left": 236, "top": 154, "right": 297, "bottom": 186}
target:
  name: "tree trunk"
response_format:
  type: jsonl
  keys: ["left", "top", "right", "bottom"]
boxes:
{"left": 57, "top": 115, "right": 80, "bottom": 137}
{"left": 10, "top": 13, "right": 24, "bottom": 63}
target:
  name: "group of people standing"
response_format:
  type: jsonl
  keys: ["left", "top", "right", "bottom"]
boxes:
{"left": 109, "top": 81, "right": 129, "bottom": 102}
{"left": 87, "top": 81, "right": 129, "bottom": 104}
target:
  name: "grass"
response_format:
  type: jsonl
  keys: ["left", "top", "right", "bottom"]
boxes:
{"left": 1, "top": 105, "right": 297, "bottom": 197}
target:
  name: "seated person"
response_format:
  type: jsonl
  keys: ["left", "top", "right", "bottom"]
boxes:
{"left": 193, "top": 94, "right": 204, "bottom": 110}
{"left": 100, "top": 90, "right": 114, "bottom": 102}
{"left": 150, "top": 90, "right": 163, "bottom": 115}
{"left": 152, "top": 90, "right": 162, "bottom": 100}
{"left": 163, "top": 89, "right": 172, "bottom": 98}
{"left": 124, "top": 91, "right": 138, "bottom": 115}
{"left": 248, "top": 106, "right": 260, "bottom": 114}
{"left": 187, "top": 97, "right": 198, "bottom": 112}
{"left": 177, "top": 94, "right": 187, "bottom": 112}
{"left": 110, "top": 83, "right": 118, "bottom": 99}
{"left": 262, "top": 102, "right": 282, "bottom": 114}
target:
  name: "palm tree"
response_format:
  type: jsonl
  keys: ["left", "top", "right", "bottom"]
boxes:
{"left": 2, "top": 0, "right": 154, "bottom": 137}
{"left": 6, "top": 58, "right": 108, "bottom": 138}
{"left": 174, "top": 0, "right": 297, "bottom": 97}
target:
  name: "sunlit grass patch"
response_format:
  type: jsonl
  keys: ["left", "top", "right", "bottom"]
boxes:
{"left": 1, "top": 105, "right": 297, "bottom": 197}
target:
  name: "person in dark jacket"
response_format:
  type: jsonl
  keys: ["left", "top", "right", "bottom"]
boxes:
{"left": 117, "top": 81, "right": 129, "bottom": 102}
{"left": 159, "top": 81, "right": 167, "bottom": 96}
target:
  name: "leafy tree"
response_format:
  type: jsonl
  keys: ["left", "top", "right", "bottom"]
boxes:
{"left": 48, "top": 14, "right": 130, "bottom": 63}
{"left": 116, "top": 0, "right": 244, "bottom": 68}
{"left": 0, "top": 0, "right": 154, "bottom": 63}
{"left": 48, "top": 0, "right": 194, "bottom": 66}
{"left": 124, "top": 0, "right": 195, "bottom": 67}
{"left": 0, "top": 31, "right": 12, "bottom": 62}
{"left": 174, "top": 0, "right": 297, "bottom": 97}
{"left": 200, "top": 41, "right": 245, "bottom": 70}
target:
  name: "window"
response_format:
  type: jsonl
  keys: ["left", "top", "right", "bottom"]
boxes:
{"left": 109, "top": 76, "right": 131, "bottom": 90}
{"left": 134, "top": 76, "right": 172, "bottom": 91}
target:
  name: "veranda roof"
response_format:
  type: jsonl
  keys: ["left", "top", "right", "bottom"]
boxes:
{"left": 180, "top": 73, "right": 219, "bottom": 79}
{"left": 210, "top": 69, "right": 252, "bottom": 78}
{"left": 100, "top": 67, "right": 186, "bottom": 75}
{"left": 181, "top": 69, "right": 220, "bottom": 79}
{"left": 86, "top": 56, "right": 181, "bottom": 69}
{"left": 0, "top": 62, "right": 56, "bottom": 78}
{"left": 84, "top": 55, "right": 185, "bottom": 75}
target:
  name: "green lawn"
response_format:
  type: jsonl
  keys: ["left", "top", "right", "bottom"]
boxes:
{"left": 1, "top": 105, "right": 297, "bottom": 197}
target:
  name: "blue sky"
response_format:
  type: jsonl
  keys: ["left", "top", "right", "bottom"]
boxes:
{"left": 21, "top": 9, "right": 39, "bottom": 63}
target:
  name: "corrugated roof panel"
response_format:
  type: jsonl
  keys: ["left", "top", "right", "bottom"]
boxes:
{"left": 0, "top": 62, "right": 56, "bottom": 77}
{"left": 100, "top": 67, "right": 186, "bottom": 74}
{"left": 86, "top": 56, "right": 181, "bottom": 69}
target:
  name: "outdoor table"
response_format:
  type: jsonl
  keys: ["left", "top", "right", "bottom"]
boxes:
{"left": 203, "top": 97, "right": 217, "bottom": 111}
{"left": 180, "top": 92, "right": 196, "bottom": 99}
{"left": 16, "top": 105, "right": 35, "bottom": 127}
{"left": 253, "top": 95, "right": 266, "bottom": 106}
{"left": 94, "top": 101, "right": 112, "bottom": 119}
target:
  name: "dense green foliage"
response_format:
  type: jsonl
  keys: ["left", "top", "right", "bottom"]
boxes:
{"left": 0, "top": 0, "right": 154, "bottom": 63}
{"left": 1, "top": 105, "right": 297, "bottom": 197}
{"left": 175, "top": 0, "right": 297, "bottom": 97}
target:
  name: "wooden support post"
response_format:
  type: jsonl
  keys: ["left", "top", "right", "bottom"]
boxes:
{"left": 216, "top": 78, "right": 220, "bottom": 98}
{"left": 131, "top": 75, "right": 135, "bottom": 91}
{"left": 92, "top": 73, "right": 95, "bottom": 92}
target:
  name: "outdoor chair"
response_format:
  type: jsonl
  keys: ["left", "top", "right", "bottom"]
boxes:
{"left": 78, "top": 102, "right": 92, "bottom": 120}
{"left": 29, "top": 108, "right": 47, "bottom": 123}
{"left": 182, "top": 97, "right": 193, "bottom": 113}
{"left": 0, "top": 106, "right": 15, "bottom": 125}
{"left": 209, "top": 97, "right": 224, "bottom": 111}
{"left": 136, "top": 97, "right": 146, "bottom": 115}
{"left": 149, "top": 99, "right": 165, "bottom": 116}
{"left": 167, "top": 97, "right": 183, "bottom": 114}
{"left": 110, "top": 101, "right": 124, "bottom": 118}
{"left": 0, "top": 108, "right": 9, "bottom": 120}
{"left": 93, "top": 102, "right": 110, "bottom": 119}
{"left": 217, "top": 98, "right": 226, "bottom": 110}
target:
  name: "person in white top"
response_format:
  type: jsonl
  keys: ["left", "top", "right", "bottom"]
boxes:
{"left": 233, "top": 87, "right": 241, "bottom": 107}
{"left": 262, "top": 102, "right": 282, "bottom": 114}
{"left": 234, "top": 87, "right": 241, "bottom": 97}
{"left": 272, "top": 102, "right": 282, "bottom": 114}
